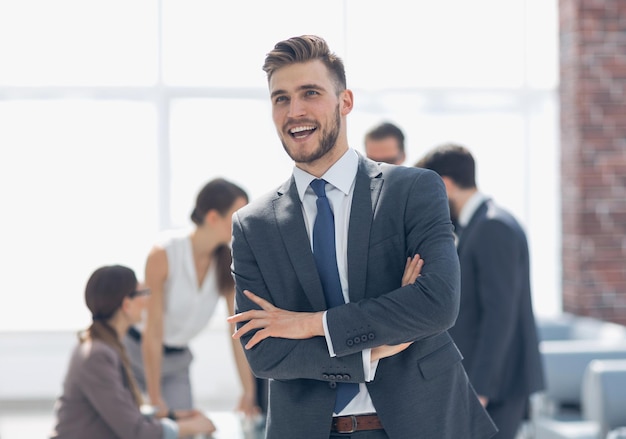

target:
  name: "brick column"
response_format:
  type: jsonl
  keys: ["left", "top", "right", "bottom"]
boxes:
{"left": 560, "top": 0, "right": 626, "bottom": 325}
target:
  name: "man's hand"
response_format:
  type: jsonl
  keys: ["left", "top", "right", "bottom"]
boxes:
{"left": 228, "top": 255, "right": 424, "bottom": 351}
{"left": 371, "top": 342, "right": 413, "bottom": 361}
{"left": 173, "top": 409, "right": 203, "bottom": 419}
{"left": 370, "top": 255, "right": 423, "bottom": 361}
{"left": 227, "top": 289, "right": 324, "bottom": 349}
{"left": 402, "top": 254, "right": 423, "bottom": 286}
{"left": 478, "top": 395, "right": 489, "bottom": 407}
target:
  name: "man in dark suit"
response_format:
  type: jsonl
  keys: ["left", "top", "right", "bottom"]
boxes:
{"left": 416, "top": 144, "right": 545, "bottom": 439}
{"left": 226, "top": 35, "right": 497, "bottom": 439}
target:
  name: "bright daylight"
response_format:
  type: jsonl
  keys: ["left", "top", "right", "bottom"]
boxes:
{"left": 1, "top": 1, "right": 625, "bottom": 439}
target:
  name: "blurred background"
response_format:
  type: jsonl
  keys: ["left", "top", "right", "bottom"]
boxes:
{"left": 2, "top": 0, "right": 623, "bottom": 437}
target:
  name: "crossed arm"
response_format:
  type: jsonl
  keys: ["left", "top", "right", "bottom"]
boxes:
{"left": 227, "top": 255, "right": 424, "bottom": 362}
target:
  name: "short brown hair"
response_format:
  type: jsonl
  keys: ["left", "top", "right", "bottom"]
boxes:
{"left": 262, "top": 35, "right": 346, "bottom": 93}
{"left": 415, "top": 143, "right": 477, "bottom": 189}
{"left": 365, "top": 122, "right": 406, "bottom": 154}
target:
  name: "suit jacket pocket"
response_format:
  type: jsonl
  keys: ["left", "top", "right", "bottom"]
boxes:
{"left": 418, "top": 342, "right": 464, "bottom": 380}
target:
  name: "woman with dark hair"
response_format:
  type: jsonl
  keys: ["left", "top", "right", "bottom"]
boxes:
{"left": 124, "top": 178, "right": 263, "bottom": 422}
{"left": 50, "top": 265, "right": 216, "bottom": 439}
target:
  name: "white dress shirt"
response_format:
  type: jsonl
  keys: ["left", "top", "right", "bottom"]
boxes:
{"left": 458, "top": 191, "right": 489, "bottom": 228}
{"left": 292, "top": 148, "right": 377, "bottom": 416}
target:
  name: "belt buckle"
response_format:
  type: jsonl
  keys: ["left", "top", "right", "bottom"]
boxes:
{"left": 338, "top": 415, "right": 358, "bottom": 434}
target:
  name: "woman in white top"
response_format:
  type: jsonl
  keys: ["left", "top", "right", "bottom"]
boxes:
{"left": 124, "top": 178, "right": 261, "bottom": 420}
{"left": 50, "top": 265, "right": 215, "bottom": 439}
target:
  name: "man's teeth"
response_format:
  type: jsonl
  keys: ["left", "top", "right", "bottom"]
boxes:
{"left": 290, "top": 126, "right": 315, "bottom": 134}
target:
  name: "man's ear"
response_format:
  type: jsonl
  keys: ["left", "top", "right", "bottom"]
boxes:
{"left": 340, "top": 89, "right": 354, "bottom": 116}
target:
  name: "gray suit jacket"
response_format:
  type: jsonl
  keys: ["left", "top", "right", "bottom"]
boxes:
{"left": 232, "top": 154, "right": 497, "bottom": 438}
{"left": 452, "top": 199, "right": 545, "bottom": 400}
{"left": 49, "top": 339, "right": 170, "bottom": 439}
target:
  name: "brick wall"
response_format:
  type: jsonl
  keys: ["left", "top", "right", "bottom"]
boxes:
{"left": 560, "top": 0, "right": 626, "bottom": 325}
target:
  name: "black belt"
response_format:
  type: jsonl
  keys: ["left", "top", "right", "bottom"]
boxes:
{"left": 331, "top": 414, "right": 384, "bottom": 433}
{"left": 127, "top": 326, "right": 186, "bottom": 354}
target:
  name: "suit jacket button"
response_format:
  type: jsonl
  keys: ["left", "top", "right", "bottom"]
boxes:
{"left": 322, "top": 374, "right": 329, "bottom": 380}
{"left": 353, "top": 336, "right": 361, "bottom": 344}
{"left": 347, "top": 339, "right": 354, "bottom": 347}
{"left": 368, "top": 332, "right": 375, "bottom": 340}
{"left": 342, "top": 374, "right": 350, "bottom": 380}
{"left": 329, "top": 374, "right": 336, "bottom": 380}
{"left": 361, "top": 335, "right": 368, "bottom": 342}
{"left": 329, "top": 382, "right": 337, "bottom": 389}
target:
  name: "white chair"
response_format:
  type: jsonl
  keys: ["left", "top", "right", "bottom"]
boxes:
{"left": 533, "top": 358, "right": 626, "bottom": 439}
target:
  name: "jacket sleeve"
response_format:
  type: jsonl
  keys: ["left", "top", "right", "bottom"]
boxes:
{"left": 327, "top": 169, "right": 461, "bottom": 356}
{"left": 79, "top": 345, "right": 165, "bottom": 439}
{"left": 231, "top": 212, "right": 365, "bottom": 383}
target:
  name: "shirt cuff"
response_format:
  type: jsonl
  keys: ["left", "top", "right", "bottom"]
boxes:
{"left": 160, "top": 417, "right": 179, "bottom": 439}
{"left": 322, "top": 311, "right": 337, "bottom": 357}
{"left": 364, "top": 350, "right": 379, "bottom": 381}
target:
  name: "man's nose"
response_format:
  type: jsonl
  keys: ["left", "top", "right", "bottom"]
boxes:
{"left": 288, "top": 98, "right": 306, "bottom": 118}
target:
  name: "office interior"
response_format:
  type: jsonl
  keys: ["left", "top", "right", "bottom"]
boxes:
{"left": 2, "top": 1, "right": 624, "bottom": 438}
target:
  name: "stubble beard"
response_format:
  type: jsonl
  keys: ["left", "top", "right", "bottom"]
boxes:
{"left": 280, "top": 105, "right": 341, "bottom": 164}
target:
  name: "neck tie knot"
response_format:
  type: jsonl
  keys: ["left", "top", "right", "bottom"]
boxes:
{"left": 310, "top": 179, "right": 327, "bottom": 198}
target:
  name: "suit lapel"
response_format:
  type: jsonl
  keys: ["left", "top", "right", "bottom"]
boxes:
{"left": 347, "top": 156, "right": 383, "bottom": 302}
{"left": 273, "top": 177, "right": 328, "bottom": 311}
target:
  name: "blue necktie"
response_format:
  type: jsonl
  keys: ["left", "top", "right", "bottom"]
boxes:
{"left": 310, "top": 178, "right": 359, "bottom": 413}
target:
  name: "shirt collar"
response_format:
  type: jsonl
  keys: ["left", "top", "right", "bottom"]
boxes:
{"left": 293, "top": 148, "right": 359, "bottom": 201}
{"left": 458, "top": 191, "right": 488, "bottom": 227}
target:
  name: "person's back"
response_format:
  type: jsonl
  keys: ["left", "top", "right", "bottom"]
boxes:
{"left": 451, "top": 200, "right": 543, "bottom": 399}
{"left": 416, "top": 143, "right": 544, "bottom": 439}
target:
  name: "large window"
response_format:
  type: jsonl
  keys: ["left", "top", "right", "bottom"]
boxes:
{"left": 0, "top": 0, "right": 559, "bottom": 331}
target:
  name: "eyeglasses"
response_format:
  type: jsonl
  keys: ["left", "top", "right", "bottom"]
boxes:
{"left": 128, "top": 288, "right": 151, "bottom": 298}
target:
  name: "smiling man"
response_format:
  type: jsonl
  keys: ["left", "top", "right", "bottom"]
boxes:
{"left": 227, "top": 35, "right": 497, "bottom": 439}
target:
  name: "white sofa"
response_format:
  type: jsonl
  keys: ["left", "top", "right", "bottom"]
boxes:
{"left": 533, "top": 359, "right": 626, "bottom": 439}
{"left": 532, "top": 314, "right": 626, "bottom": 439}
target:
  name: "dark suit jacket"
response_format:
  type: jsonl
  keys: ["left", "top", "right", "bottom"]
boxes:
{"left": 451, "top": 199, "right": 545, "bottom": 402}
{"left": 50, "top": 339, "right": 166, "bottom": 439}
{"left": 231, "top": 154, "right": 497, "bottom": 439}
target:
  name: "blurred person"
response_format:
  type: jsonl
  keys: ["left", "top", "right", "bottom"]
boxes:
{"left": 227, "top": 35, "right": 497, "bottom": 439}
{"left": 49, "top": 264, "right": 216, "bottom": 439}
{"left": 123, "top": 178, "right": 265, "bottom": 424}
{"left": 364, "top": 122, "right": 406, "bottom": 165}
{"left": 415, "top": 143, "right": 545, "bottom": 439}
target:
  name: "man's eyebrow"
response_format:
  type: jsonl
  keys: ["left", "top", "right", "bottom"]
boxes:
{"left": 270, "top": 89, "right": 286, "bottom": 99}
{"left": 299, "top": 84, "right": 324, "bottom": 92}
{"left": 270, "top": 84, "right": 325, "bottom": 99}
